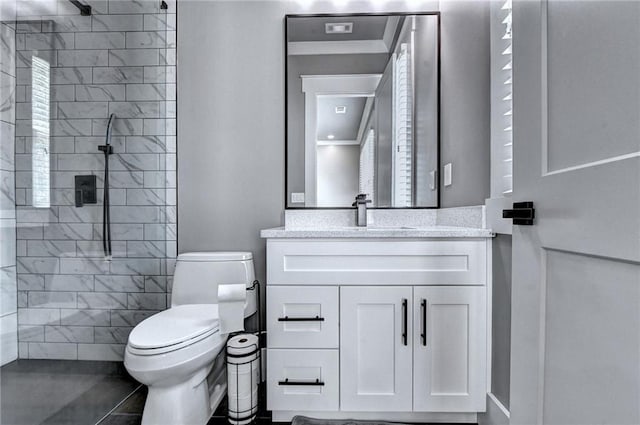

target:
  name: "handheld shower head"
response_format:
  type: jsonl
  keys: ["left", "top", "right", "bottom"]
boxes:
{"left": 98, "top": 113, "right": 116, "bottom": 155}
{"left": 106, "top": 113, "right": 116, "bottom": 143}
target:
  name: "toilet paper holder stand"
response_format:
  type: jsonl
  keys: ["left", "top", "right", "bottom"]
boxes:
{"left": 225, "top": 279, "right": 262, "bottom": 425}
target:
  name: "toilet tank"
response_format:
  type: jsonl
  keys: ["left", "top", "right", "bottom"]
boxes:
{"left": 171, "top": 252, "right": 257, "bottom": 317}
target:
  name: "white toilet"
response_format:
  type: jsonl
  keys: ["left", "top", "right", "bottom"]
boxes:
{"left": 124, "top": 252, "right": 257, "bottom": 425}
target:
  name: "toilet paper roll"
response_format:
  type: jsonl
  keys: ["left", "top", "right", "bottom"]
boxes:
{"left": 228, "top": 389, "right": 259, "bottom": 415}
{"left": 227, "top": 334, "right": 259, "bottom": 362}
{"left": 228, "top": 360, "right": 260, "bottom": 397}
{"left": 218, "top": 283, "right": 246, "bottom": 335}
{"left": 227, "top": 334, "right": 260, "bottom": 397}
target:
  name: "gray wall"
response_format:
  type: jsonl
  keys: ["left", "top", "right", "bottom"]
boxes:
{"left": 177, "top": 0, "right": 287, "bottom": 291}
{"left": 440, "top": 0, "right": 491, "bottom": 207}
{"left": 12, "top": 2, "right": 176, "bottom": 361}
{"left": 413, "top": 15, "right": 439, "bottom": 206}
{"left": 492, "top": 234, "right": 512, "bottom": 409}
{"left": 177, "top": 0, "right": 490, "bottom": 290}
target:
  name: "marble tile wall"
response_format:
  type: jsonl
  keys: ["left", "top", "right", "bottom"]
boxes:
{"left": 0, "top": 20, "right": 17, "bottom": 366}
{"left": 12, "top": 0, "right": 177, "bottom": 361}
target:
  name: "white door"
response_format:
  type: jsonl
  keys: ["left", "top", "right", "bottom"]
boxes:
{"left": 510, "top": 1, "right": 640, "bottom": 424}
{"left": 340, "top": 286, "right": 412, "bottom": 411}
{"left": 413, "top": 286, "right": 486, "bottom": 412}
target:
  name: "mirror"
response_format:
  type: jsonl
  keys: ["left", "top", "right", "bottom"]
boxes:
{"left": 286, "top": 13, "right": 440, "bottom": 208}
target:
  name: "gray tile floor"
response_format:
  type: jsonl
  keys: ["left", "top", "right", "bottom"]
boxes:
{"left": 0, "top": 360, "right": 140, "bottom": 425}
{"left": 0, "top": 361, "right": 461, "bottom": 425}
{"left": 99, "top": 384, "right": 275, "bottom": 425}
{"left": 96, "top": 386, "right": 146, "bottom": 425}
{"left": 0, "top": 360, "right": 280, "bottom": 425}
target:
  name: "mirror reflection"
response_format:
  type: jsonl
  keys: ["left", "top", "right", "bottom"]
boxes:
{"left": 286, "top": 13, "right": 440, "bottom": 208}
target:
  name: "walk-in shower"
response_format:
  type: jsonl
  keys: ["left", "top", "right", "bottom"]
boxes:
{"left": 1, "top": 0, "right": 176, "bottom": 382}
{"left": 0, "top": 0, "right": 177, "bottom": 421}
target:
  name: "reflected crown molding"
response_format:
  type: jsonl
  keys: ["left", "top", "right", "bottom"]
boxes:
{"left": 288, "top": 40, "right": 389, "bottom": 55}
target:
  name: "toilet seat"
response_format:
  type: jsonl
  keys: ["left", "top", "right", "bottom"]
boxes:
{"left": 128, "top": 304, "right": 220, "bottom": 356}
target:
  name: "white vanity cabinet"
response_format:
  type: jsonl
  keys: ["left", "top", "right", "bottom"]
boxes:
{"left": 263, "top": 236, "right": 492, "bottom": 422}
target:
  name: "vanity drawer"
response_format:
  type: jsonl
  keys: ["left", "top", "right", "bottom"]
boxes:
{"left": 267, "top": 286, "right": 338, "bottom": 348}
{"left": 267, "top": 239, "right": 487, "bottom": 286}
{"left": 267, "top": 349, "right": 339, "bottom": 412}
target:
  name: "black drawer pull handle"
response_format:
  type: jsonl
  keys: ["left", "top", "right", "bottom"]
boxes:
{"left": 401, "top": 298, "right": 408, "bottom": 346}
{"left": 421, "top": 299, "right": 427, "bottom": 346}
{"left": 277, "top": 316, "right": 325, "bottom": 322}
{"left": 278, "top": 378, "right": 325, "bottom": 386}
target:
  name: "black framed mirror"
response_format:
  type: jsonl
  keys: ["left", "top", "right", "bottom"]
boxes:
{"left": 285, "top": 12, "right": 440, "bottom": 209}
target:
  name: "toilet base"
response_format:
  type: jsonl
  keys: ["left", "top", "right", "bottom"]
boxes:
{"left": 141, "top": 371, "right": 213, "bottom": 425}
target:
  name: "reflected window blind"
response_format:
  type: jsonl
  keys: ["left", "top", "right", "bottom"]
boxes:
{"left": 393, "top": 44, "right": 412, "bottom": 207}
{"left": 359, "top": 129, "right": 375, "bottom": 204}
{"left": 31, "top": 56, "right": 50, "bottom": 208}
{"left": 500, "top": 0, "right": 513, "bottom": 194}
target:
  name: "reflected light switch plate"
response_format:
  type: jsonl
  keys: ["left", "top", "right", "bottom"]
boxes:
{"left": 444, "top": 163, "right": 452, "bottom": 187}
{"left": 291, "top": 192, "right": 305, "bottom": 203}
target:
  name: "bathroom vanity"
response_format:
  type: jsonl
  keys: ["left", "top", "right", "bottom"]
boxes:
{"left": 272, "top": 11, "right": 492, "bottom": 421}
{"left": 261, "top": 223, "right": 493, "bottom": 423}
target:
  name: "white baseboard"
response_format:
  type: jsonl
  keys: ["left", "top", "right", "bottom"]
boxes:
{"left": 478, "top": 393, "right": 510, "bottom": 425}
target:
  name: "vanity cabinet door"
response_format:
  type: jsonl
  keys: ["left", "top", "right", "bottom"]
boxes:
{"left": 340, "top": 286, "right": 413, "bottom": 412}
{"left": 413, "top": 286, "right": 487, "bottom": 412}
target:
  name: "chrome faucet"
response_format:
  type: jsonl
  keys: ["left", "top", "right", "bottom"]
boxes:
{"left": 352, "top": 194, "right": 372, "bottom": 227}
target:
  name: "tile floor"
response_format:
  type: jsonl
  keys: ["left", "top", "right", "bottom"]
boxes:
{"left": 0, "top": 359, "right": 273, "bottom": 425}
{"left": 0, "top": 359, "right": 139, "bottom": 425}
{"left": 99, "top": 383, "right": 274, "bottom": 425}
{"left": 1, "top": 360, "right": 451, "bottom": 425}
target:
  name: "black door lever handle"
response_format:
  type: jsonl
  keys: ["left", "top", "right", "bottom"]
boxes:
{"left": 503, "top": 202, "right": 535, "bottom": 225}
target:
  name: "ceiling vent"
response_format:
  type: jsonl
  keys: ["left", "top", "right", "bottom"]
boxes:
{"left": 335, "top": 106, "right": 347, "bottom": 114}
{"left": 325, "top": 22, "right": 353, "bottom": 34}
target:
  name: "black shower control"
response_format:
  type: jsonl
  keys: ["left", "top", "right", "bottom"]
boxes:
{"left": 75, "top": 175, "right": 97, "bottom": 207}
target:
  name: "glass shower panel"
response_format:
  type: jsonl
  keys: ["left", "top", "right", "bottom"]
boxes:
{"left": 14, "top": 1, "right": 176, "bottom": 361}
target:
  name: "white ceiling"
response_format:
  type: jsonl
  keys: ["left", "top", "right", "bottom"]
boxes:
{"left": 316, "top": 96, "right": 368, "bottom": 142}
{"left": 288, "top": 15, "right": 389, "bottom": 42}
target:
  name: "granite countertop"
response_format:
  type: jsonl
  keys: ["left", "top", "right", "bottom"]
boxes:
{"left": 260, "top": 226, "right": 494, "bottom": 239}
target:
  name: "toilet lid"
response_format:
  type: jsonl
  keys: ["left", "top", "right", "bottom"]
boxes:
{"left": 128, "top": 304, "right": 219, "bottom": 350}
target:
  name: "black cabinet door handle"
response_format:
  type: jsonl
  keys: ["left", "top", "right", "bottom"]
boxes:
{"left": 278, "top": 378, "right": 325, "bottom": 386}
{"left": 277, "top": 316, "right": 325, "bottom": 322}
{"left": 421, "top": 299, "right": 427, "bottom": 346}
{"left": 401, "top": 298, "right": 408, "bottom": 346}
{"left": 503, "top": 201, "right": 535, "bottom": 225}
